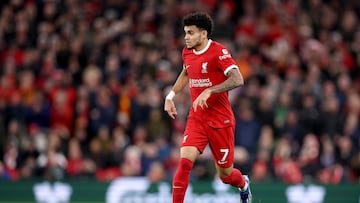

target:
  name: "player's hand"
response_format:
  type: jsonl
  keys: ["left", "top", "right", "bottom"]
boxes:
{"left": 164, "top": 98, "right": 177, "bottom": 119}
{"left": 193, "top": 89, "right": 211, "bottom": 112}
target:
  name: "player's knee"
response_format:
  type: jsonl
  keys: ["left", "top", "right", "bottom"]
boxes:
{"left": 218, "top": 167, "right": 233, "bottom": 184}
{"left": 218, "top": 170, "right": 232, "bottom": 178}
{"left": 218, "top": 166, "right": 232, "bottom": 177}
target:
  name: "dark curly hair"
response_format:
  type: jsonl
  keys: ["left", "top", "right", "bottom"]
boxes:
{"left": 183, "top": 12, "right": 213, "bottom": 37}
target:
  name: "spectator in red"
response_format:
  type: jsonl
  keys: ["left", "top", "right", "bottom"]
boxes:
{"left": 273, "top": 137, "right": 302, "bottom": 184}
{"left": 66, "top": 138, "right": 95, "bottom": 177}
{"left": 48, "top": 69, "right": 76, "bottom": 132}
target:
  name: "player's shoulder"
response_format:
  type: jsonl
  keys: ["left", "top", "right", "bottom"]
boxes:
{"left": 209, "top": 40, "right": 227, "bottom": 50}
{"left": 209, "top": 40, "right": 231, "bottom": 54}
{"left": 209, "top": 40, "right": 233, "bottom": 60}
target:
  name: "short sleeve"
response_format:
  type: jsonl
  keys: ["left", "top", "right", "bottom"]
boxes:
{"left": 215, "top": 47, "right": 239, "bottom": 76}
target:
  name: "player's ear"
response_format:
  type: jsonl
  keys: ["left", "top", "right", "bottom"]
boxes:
{"left": 201, "top": 29, "right": 208, "bottom": 39}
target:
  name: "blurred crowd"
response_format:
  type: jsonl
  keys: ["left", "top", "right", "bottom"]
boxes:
{"left": 0, "top": 0, "right": 359, "bottom": 185}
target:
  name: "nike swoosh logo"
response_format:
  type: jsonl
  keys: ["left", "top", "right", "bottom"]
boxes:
{"left": 184, "top": 65, "right": 190, "bottom": 69}
{"left": 217, "top": 160, "right": 228, "bottom": 165}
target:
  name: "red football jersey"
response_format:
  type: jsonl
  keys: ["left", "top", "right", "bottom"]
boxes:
{"left": 182, "top": 39, "right": 239, "bottom": 128}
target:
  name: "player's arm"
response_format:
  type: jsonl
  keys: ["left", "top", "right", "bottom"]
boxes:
{"left": 169, "top": 68, "right": 189, "bottom": 94}
{"left": 193, "top": 67, "right": 243, "bottom": 111}
{"left": 208, "top": 67, "right": 244, "bottom": 93}
{"left": 164, "top": 68, "right": 189, "bottom": 119}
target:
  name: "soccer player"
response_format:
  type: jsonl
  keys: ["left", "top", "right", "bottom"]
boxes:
{"left": 164, "top": 12, "right": 252, "bottom": 203}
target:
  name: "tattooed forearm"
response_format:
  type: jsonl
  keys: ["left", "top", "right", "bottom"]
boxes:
{"left": 209, "top": 68, "right": 244, "bottom": 94}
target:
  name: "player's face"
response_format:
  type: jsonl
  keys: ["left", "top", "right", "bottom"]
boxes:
{"left": 184, "top": 25, "right": 207, "bottom": 50}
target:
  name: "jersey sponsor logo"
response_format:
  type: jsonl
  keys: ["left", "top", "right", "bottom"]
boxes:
{"left": 201, "top": 62, "right": 208, "bottom": 73}
{"left": 189, "top": 78, "right": 212, "bottom": 88}
{"left": 219, "top": 49, "right": 231, "bottom": 60}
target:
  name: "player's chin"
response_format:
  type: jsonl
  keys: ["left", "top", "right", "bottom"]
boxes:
{"left": 185, "top": 43, "right": 193, "bottom": 49}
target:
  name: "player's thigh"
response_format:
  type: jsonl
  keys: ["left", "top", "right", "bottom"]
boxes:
{"left": 182, "top": 125, "right": 209, "bottom": 154}
{"left": 208, "top": 126, "right": 235, "bottom": 169}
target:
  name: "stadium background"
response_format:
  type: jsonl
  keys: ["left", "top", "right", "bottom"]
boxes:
{"left": 0, "top": 0, "right": 359, "bottom": 202}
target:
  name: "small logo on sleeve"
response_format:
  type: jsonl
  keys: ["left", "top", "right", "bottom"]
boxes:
{"left": 219, "top": 49, "right": 231, "bottom": 60}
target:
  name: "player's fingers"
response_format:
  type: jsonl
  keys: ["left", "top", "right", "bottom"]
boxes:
{"left": 172, "top": 107, "right": 177, "bottom": 115}
{"left": 167, "top": 110, "right": 175, "bottom": 119}
{"left": 165, "top": 105, "right": 176, "bottom": 119}
{"left": 204, "top": 101, "right": 208, "bottom": 108}
{"left": 199, "top": 100, "right": 208, "bottom": 109}
{"left": 193, "top": 101, "right": 198, "bottom": 112}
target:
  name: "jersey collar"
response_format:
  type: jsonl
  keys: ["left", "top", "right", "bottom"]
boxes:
{"left": 193, "top": 39, "right": 212, "bottom": 55}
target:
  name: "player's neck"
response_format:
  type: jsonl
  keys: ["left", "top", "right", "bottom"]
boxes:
{"left": 193, "top": 39, "right": 212, "bottom": 54}
{"left": 194, "top": 38, "right": 209, "bottom": 52}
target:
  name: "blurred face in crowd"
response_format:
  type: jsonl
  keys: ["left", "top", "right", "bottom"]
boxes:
{"left": 184, "top": 25, "right": 208, "bottom": 51}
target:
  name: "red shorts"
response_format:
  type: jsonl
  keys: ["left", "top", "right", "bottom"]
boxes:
{"left": 182, "top": 117, "right": 235, "bottom": 168}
